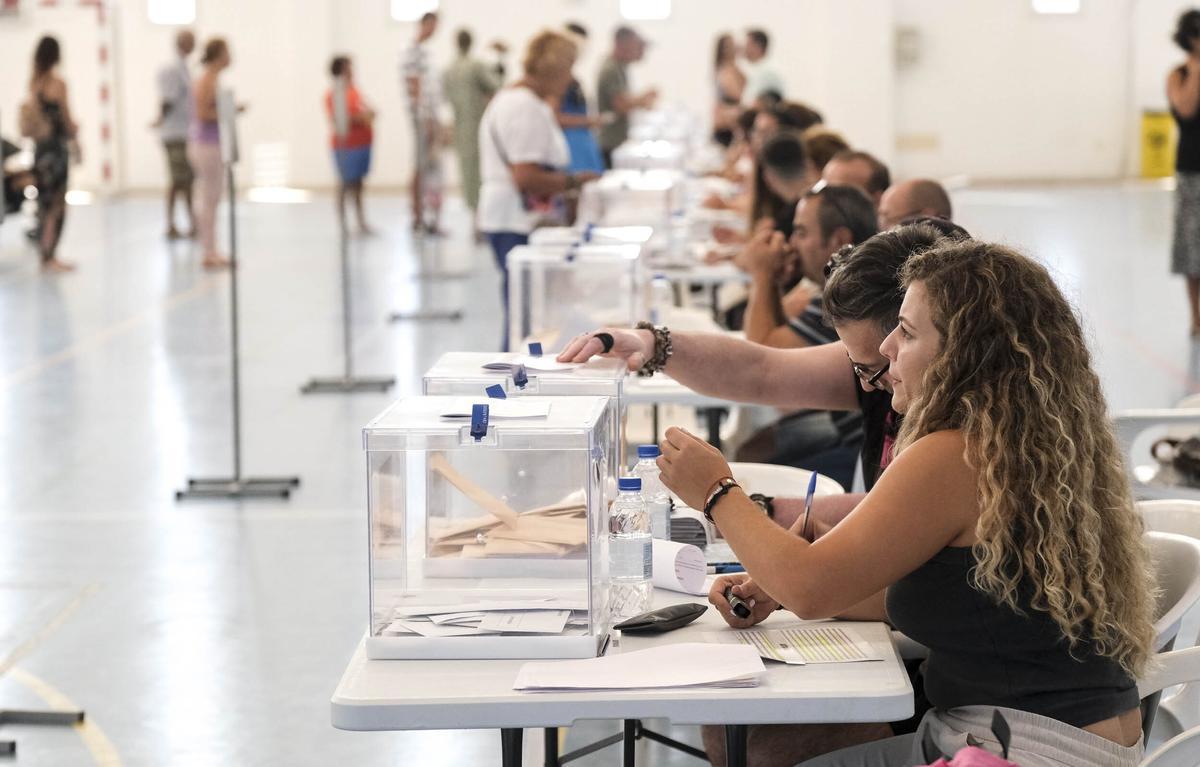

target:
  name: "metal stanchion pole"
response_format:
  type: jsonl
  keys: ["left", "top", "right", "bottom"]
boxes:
{"left": 177, "top": 89, "right": 300, "bottom": 500}
{"left": 301, "top": 227, "right": 395, "bottom": 393}
{"left": 389, "top": 106, "right": 463, "bottom": 322}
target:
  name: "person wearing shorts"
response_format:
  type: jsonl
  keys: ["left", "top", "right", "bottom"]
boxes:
{"left": 326, "top": 55, "right": 375, "bottom": 235}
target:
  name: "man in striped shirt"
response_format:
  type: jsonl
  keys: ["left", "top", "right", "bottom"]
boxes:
{"left": 402, "top": 11, "right": 443, "bottom": 234}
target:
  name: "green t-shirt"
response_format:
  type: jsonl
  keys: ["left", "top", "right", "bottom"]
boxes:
{"left": 596, "top": 56, "right": 629, "bottom": 151}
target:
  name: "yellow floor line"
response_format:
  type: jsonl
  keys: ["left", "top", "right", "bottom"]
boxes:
{"left": 7, "top": 667, "right": 123, "bottom": 767}
{"left": 0, "top": 584, "right": 99, "bottom": 678}
{"left": 0, "top": 277, "right": 217, "bottom": 390}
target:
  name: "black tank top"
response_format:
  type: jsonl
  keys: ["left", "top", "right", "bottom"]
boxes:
{"left": 886, "top": 546, "right": 1139, "bottom": 729}
{"left": 1173, "top": 67, "right": 1200, "bottom": 172}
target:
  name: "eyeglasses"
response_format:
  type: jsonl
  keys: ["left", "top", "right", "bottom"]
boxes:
{"left": 823, "top": 243, "right": 857, "bottom": 279}
{"left": 849, "top": 354, "right": 890, "bottom": 390}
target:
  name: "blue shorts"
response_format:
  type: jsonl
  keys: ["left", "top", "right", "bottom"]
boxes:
{"left": 333, "top": 146, "right": 372, "bottom": 183}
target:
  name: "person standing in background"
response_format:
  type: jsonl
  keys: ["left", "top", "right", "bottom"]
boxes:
{"left": 712, "top": 33, "right": 745, "bottom": 147}
{"left": 556, "top": 22, "right": 607, "bottom": 175}
{"left": 26, "top": 35, "right": 77, "bottom": 272}
{"left": 442, "top": 28, "right": 504, "bottom": 224}
{"left": 153, "top": 29, "right": 196, "bottom": 240}
{"left": 188, "top": 37, "right": 233, "bottom": 269}
{"left": 478, "top": 29, "right": 598, "bottom": 350}
{"left": 402, "top": 11, "right": 443, "bottom": 236}
{"left": 1169, "top": 8, "right": 1200, "bottom": 336}
{"left": 326, "top": 55, "right": 376, "bottom": 236}
{"left": 742, "top": 28, "right": 784, "bottom": 107}
{"left": 596, "top": 26, "right": 658, "bottom": 168}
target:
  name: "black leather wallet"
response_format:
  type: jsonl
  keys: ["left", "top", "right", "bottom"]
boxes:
{"left": 613, "top": 603, "right": 708, "bottom": 634}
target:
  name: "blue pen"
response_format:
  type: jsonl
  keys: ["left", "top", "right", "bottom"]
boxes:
{"left": 800, "top": 471, "right": 819, "bottom": 540}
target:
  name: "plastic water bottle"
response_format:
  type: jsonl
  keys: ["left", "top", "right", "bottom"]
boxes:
{"left": 633, "top": 445, "right": 671, "bottom": 541}
{"left": 609, "top": 477, "right": 653, "bottom": 621}
{"left": 648, "top": 273, "right": 674, "bottom": 325}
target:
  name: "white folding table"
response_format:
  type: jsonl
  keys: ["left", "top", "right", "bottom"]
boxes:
{"left": 332, "top": 594, "right": 913, "bottom": 767}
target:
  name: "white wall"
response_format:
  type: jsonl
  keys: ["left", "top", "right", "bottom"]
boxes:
{"left": 4, "top": 0, "right": 896, "bottom": 193}
{"left": 892, "top": 0, "right": 1136, "bottom": 181}
{"left": 11, "top": 0, "right": 1185, "bottom": 190}
{"left": 0, "top": 3, "right": 110, "bottom": 190}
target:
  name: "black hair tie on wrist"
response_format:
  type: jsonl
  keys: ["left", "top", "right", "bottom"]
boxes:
{"left": 594, "top": 332, "right": 615, "bottom": 354}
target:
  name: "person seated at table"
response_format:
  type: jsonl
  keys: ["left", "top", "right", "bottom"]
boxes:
{"left": 558, "top": 219, "right": 968, "bottom": 519}
{"left": 877, "top": 178, "right": 953, "bottom": 229}
{"left": 731, "top": 184, "right": 878, "bottom": 488}
{"left": 669, "top": 240, "right": 1152, "bottom": 767}
{"left": 822, "top": 149, "right": 891, "bottom": 208}
{"left": 802, "top": 126, "right": 849, "bottom": 174}
{"left": 561, "top": 220, "right": 972, "bottom": 766}
{"left": 738, "top": 183, "right": 877, "bottom": 349}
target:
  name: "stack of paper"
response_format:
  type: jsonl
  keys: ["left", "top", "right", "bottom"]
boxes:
{"left": 513, "top": 643, "right": 764, "bottom": 691}
{"left": 385, "top": 597, "right": 590, "bottom": 638}
{"left": 708, "top": 625, "right": 882, "bottom": 665}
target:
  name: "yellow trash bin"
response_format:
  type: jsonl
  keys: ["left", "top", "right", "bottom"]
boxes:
{"left": 1143, "top": 110, "right": 1177, "bottom": 178}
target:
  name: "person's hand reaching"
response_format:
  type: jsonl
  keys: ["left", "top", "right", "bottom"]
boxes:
{"left": 556, "top": 328, "right": 655, "bottom": 371}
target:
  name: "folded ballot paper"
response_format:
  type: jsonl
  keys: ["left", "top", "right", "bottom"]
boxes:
{"left": 513, "top": 643, "right": 764, "bottom": 692}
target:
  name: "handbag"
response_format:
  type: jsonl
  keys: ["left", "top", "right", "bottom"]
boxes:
{"left": 1152, "top": 436, "right": 1200, "bottom": 486}
{"left": 18, "top": 97, "right": 51, "bottom": 142}
{"left": 487, "top": 116, "right": 568, "bottom": 227}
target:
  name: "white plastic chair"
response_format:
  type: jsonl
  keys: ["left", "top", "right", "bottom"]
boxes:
{"left": 1140, "top": 647, "right": 1200, "bottom": 765}
{"left": 1114, "top": 396, "right": 1200, "bottom": 501}
{"left": 1142, "top": 504, "right": 1200, "bottom": 740}
{"left": 1142, "top": 532, "right": 1200, "bottom": 741}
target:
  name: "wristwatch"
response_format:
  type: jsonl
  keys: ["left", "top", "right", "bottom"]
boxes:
{"left": 703, "top": 477, "right": 740, "bottom": 522}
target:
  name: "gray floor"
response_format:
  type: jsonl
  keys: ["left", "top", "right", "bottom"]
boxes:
{"left": 0, "top": 181, "right": 1192, "bottom": 765}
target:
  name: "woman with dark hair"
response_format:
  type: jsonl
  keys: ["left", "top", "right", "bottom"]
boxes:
{"left": 188, "top": 38, "right": 233, "bottom": 269}
{"left": 1168, "top": 8, "right": 1200, "bottom": 334}
{"left": 27, "top": 35, "right": 77, "bottom": 272}
{"left": 712, "top": 33, "right": 745, "bottom": 147}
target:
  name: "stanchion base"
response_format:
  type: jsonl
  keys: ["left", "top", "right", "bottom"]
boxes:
{"left": 412, "top": 271, "right": 470, "bottom": 282}
{"left": 300, "top": 376, "right": 395, "bottom": 394}
{"left": 0, "top": 710, "right": 84, "bottom": 727}
{"left": 388, "top": 309, "right": 463, "bottom": 323}
{"left": 176, "top": 476, "right": 300, "bottom": 501}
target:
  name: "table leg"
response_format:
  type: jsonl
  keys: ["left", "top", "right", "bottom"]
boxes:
{"left": 651, "top": 404, "right": 660, "bottom": 442}
{"left": 725, "top": 724, "right": 747, "bottom": 767}
{"left": 543, "top": 727, "right": 559, "bottom": 767}
{"left": 623, "top": 720, "right": 637, "bottom": 767}
{"left": 709, "top": 284, "right": 720, "bottom": 322}
{"left": 501, "top": 728, "right": 524, "bottom": 767}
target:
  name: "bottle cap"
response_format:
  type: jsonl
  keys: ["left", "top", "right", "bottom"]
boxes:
{"left": 637, "top": 445, "right": 661, "bottom": 459}
{"left": 618, "top": 477, "right": 642, "bottom": 492}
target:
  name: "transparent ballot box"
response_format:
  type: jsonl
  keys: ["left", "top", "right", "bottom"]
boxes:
{"left": 364, "top": 395, "right": 614, "bottom": 660}
{"left": 612, "top": 139, "right": 687, "bottom": 172}
{"left": 422, "top": 351, "right": 628, "bottom": 468}
{"left": 505, "top": 243, "right": 644, "bottom": 353}
{"left": 527, "top": 225, "right": 655, "bottom": 250}
{"left": 577, "top": 170, "right": 685, "bottom": 230}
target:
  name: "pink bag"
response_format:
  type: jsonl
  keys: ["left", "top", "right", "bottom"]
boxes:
{"left": 924, "top": 747, "right": 1021, "bottom": 767}
{"left": 918, "top": 711, "right": 1022, "bottom": 767}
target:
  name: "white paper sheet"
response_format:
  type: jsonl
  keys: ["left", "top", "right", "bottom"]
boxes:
{"left": 487, "top": 355, "right": 580, "bottom": 373}
{"left": 394, "top": 597, "right": 589, "bottom": 618}
{"left": 386, "top": 619, "right": 495, "bottom": 638}
{"left": 708, "top": 625, "right": 883, "bottom": 665}
{"left": 513, "top": 642, "right": 764, "bottom": 691}
{"left": 652, "top": 539, "right": 708, "bottom": 595}
{"left": 478, "top": 610, "right": 571, "bottom": 634}
{"left": 439, "top": 399, "right": 551, "bottom": 419}
{"left": 428, "top": 612, "right": 487, "bottom": 626}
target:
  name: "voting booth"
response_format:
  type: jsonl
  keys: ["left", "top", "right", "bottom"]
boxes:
{"left": 364, "top": 395, "right": 615, "bottom": 660}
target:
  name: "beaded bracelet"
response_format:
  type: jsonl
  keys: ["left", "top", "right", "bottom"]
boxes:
{"left": 634, "top": 321, "right": 673, "bottom": 377}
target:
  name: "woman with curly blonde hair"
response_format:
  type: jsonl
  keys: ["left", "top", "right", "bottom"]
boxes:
{"left": 660, "top": 240, "right": 1155, "bottom": 766}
